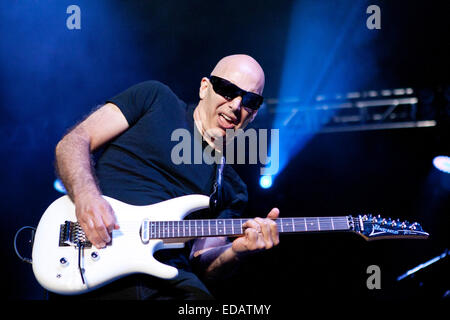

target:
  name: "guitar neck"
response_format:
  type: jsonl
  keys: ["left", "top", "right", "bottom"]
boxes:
{"left": 147, "top": 216, "right": 353, "bottom": 240}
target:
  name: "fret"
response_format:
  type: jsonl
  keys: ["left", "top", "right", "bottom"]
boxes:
{"left": 208, "top": 220, "right": 211, "bottom": 237}
{"left": 225, "top": 220, "right": 233, "bottom": 235}
{"left": 202, "top": 220, "right": 208, "bottom": 237}
{"left": 217, "top": 220, "right": 223, "bottom": 235}
{"left": 333, "top": 218, "right": 350, "bottom": 230}
{"left": 324, "top": 217, "right": 334, "bottom": 231}
{"left": 210, "top": 220, "right": 217, "bottom": 236}
{"left": 293, "top": 218, "right": 304, "bottom": 232}
{"left": 157, "top": 221, "right": 160, "bottom": 238}
{"left": 196, "top": 220, "right": 202, "bottom": 237}
{"left": 150, "top": 222, "right": 153, "bottom": 239}
{"left": 158, "top": 221, "right": 161, "bottom": 239}
{"left": 167, "top": 221, "right": 170, "bottom": 238}
{"left": 190, "top": 220, "right": 195, "bottom": 236}
{"left": 304, "top": 218, "right": 307, "bottom": 231}
{"left": 167, "top": 221, "right": 170, "bottom": 237}
{"left": 233, "top": 219, "right": 242, "bottom": 236}
{"left": 319, "top": 218, "right": 325, "bottom": 231}
{"left": 310, "top": 218, "right": 316, "bottom": 231}
{"left": 184, "top": 221, "right": 189, "bottom": 237}
{"left": 282, "top": 219, "right": 292, "bottom": 232}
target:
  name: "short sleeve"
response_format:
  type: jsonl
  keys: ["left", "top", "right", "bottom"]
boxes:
{"left": 105, "top": 80, "right": 167, "bottom": 126}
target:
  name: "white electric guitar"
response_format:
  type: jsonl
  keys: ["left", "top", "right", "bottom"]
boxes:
{"left": 31, "top": 194, "right": 429, "bottom": 295}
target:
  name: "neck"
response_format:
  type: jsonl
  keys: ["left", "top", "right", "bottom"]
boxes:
{"left": 147, "top": 216, "right": 352, "bottom": 239}
{"left": 193, "top": 105, "right": 224, "bottom": 152}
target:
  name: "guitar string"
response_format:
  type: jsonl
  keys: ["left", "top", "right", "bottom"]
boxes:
{"left": 112, "top": 218, "right": 350, "bottom": 231}
{"left": 110, "top": 218, "right": 352, "bottom": 239}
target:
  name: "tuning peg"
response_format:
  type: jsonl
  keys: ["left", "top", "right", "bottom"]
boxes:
{"left": 381, "top": 218, "right": 387, "bottom": 225}
{"left": 391, "top": 220, "right": 397, "bottom": 227}
{"left": 362, "top": 215, "right": 368, "bottom": 221}
{"left": 401, "top": 222, "right": 407, "bottom": 229}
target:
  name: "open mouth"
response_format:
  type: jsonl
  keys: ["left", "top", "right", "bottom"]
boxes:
{"left": 218, "top": 112, "right": 237, "bottom": 129}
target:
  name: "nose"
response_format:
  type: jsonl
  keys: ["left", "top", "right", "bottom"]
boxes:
{"left": 229, "top": 96, "right": 243, "bottom": 112}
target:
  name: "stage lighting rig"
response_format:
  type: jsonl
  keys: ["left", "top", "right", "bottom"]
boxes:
{"left": 260, "top": 87, "right": 438, "bottom": 133}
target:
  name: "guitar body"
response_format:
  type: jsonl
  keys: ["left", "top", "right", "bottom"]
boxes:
{"left": 31, "top": 194, "right": 210, "bottom": 295}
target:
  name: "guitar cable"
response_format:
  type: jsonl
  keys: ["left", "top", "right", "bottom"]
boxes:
{"left": 13, "top": 226, "right": 36, "bottom": 264}
{"left": 77, "top": 243, "right": 86, "bottom": 285}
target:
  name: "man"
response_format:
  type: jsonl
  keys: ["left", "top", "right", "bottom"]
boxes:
{"left": 52, "top": 54, "right": 280, "bottom": 300}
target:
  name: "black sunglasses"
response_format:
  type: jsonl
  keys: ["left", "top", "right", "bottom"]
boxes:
{"left": 209, "top": 75, "right": 263, "bottom": 111}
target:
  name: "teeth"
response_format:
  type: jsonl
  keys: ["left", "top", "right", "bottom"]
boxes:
{"left": 221, "top": 114, "right": 232, "bottom": 121}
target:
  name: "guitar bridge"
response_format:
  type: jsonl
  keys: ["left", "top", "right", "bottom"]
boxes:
{"left": 59, "top": 221, "right": 92, "bottom": 248}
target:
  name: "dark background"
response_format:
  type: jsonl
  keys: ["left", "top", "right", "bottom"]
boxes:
{"left": 1, "top": 0, "right": 448, "bottom": 302}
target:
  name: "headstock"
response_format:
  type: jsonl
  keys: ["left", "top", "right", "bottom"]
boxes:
{"left": 352, "top": 214, "right": 429, "bottom": 241}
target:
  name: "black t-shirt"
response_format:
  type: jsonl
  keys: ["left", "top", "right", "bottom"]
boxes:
{"left": 94, "top": 80, "right": 248, "bottom": 270}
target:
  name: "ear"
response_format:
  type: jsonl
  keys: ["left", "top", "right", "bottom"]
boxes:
{"left": 199, "top": 77, "right": 209, "bottom": 100}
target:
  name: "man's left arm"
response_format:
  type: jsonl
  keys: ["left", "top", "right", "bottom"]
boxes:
{"left": 191, "top": 208, "right": 280, "bottom": 280}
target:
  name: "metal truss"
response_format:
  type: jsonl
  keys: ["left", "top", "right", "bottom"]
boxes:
{"left": 258, "top": 88, "right": 437, "bottom": 133}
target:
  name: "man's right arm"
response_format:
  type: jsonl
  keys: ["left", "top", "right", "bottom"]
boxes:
{"left": 55, "top": 103, "right": 129, "bottom": 249}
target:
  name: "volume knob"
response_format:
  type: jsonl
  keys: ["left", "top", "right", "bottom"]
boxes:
{"left": 91, "top": 251, "right": 100, "bottom": 261}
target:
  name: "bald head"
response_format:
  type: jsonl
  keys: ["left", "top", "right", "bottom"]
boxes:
{"left": 193, "top": 54, "right": 265, "bottom": 148}
{"left": 210, "top": 54, "right": 265, "bottom": 95}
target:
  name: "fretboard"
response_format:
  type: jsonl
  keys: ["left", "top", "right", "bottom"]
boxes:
{"left": 147, "top": 217, "right": 352, "bottom": 239}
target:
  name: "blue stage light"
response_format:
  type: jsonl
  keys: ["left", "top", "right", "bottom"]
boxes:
{"left": 260, "top": 175, "right": 273, "bottom": 189}
{"left": 53, "top": 179, "right": 67, "bottom": 194}
{"left": 433, "top": 156, "right": 450, "bottom": 174}
{"left": 273, "top": 0, "right": 372, "bottom": 177}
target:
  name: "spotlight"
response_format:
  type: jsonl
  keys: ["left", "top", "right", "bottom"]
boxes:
{"left": 53, "top": 179, "right": 67, "bottom": 194}
{"left": 260, "top": 175, "right": 273, "bottom": 189}
{"left": 433, "top": 156, "right": 450, "bottom": 174}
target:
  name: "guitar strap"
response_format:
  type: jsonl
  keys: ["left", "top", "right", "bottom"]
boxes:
{"left": 209, "top": 154, "right": 225, "bottom": 215}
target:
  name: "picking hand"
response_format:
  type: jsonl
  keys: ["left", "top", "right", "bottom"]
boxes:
{"left": 75, "top": 194, "right": 120, "bottom": 249}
